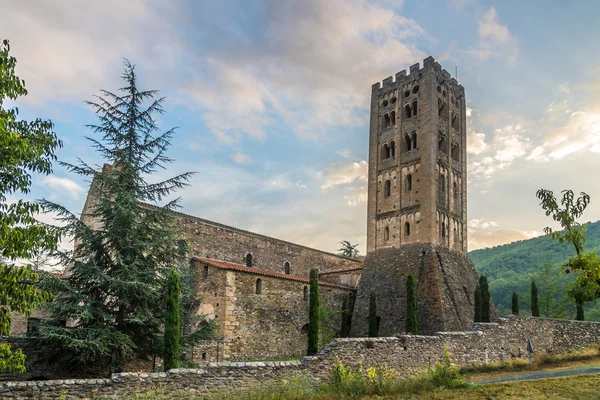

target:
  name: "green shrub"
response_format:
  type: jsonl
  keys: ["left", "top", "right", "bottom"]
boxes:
{"left": 428, "top": 346, "right": 469, "bottom": 389}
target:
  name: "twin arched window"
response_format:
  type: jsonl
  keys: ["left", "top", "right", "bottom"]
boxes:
{"left": 404, "top": 132, "right": 417, "bottom": 151}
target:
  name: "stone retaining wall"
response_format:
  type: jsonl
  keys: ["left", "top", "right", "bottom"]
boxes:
{"left": 2, "top": 316, "right": 600, "bottom": 399}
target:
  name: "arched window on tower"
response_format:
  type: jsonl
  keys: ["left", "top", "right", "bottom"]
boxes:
{"left": 438, "top": 131, "right": 447, "bottom": 154}
{"left": 405, "top": 222, "right": 411, "bottom": 236}
{"left": 441, "top": 222, "right": 446, "bottom": 238}
{"left": 384, "top": 113, "right": 391, "bottom": 128}
{"left": 382, "top": 143, "right": 390, "bottom": 159}
{"left": 256, "top": 278, "right": 262, "bottom": 294}
{"left": 390, "top": 110, "right": 396, "bottom": 126}
{"left": 404, "top": 134, "right": 412, "bottom": 152}
{"left": 451, "top": 113, "right": 459, "bottom": 130}
{"left": 406, "top": 174, "right": 412, "bottom": 191}
{"left": 384, "top": 180, "right": 391, "bottom": 197}
{"left": 390, "top": 141, "right": 396, "bottom": 158}
{"left": 411, "top": 132, "right": 417, "bottom": 149}
{"left": 404, "top": 104, "right": 412, "bottom": 119}
{"left": 411, "top": 100, "right": 418, "bottom": 116}
{"left": 453, "top": 182, "right": 458, "bottom": 202}
{"left": 284, "top": 261, "right": 291, "bottom": 275}
{"left": 438, "top": 98, "right": 445, "bottom": 118}
{"left": 451, "top": 144, "right": 459, "bottom": 161}
{"left": 245, "top": 253, "right": 253, "bottom": 267}
{"left": 439, "top": 173, "right": 446, "bottom": 193}
{"left": 384, "top": 227, "right": 390, "bottom": 241}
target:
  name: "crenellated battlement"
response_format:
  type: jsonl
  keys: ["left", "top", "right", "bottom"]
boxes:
{"left": 372, "top": 56, "right": 464, "bottom": 93}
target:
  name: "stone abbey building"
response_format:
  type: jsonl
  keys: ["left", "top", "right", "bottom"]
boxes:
{"left": 12, "top": 57, "right": 484, "bottom": 364}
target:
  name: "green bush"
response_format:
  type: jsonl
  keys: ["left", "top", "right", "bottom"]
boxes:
{"left": 329, "top": 359, "right": 397, "bottom": 396}
{"left": 427, "top": 346, "right": 469, "bottom": 389}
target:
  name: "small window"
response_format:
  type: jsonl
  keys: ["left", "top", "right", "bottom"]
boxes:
{"left": 202, "top": 352, "right": 207, "bottom": 361}
{"left": 451, "top": 113, "right": 459, "bottom": 130}
{"left": 404, "top": 104, "right": 412, "bottom": 119}
{"left": 203, "top": 265, "right": 209, "bottom": 280}
{"left": 245, "top": 253, "right": 253, "bottom": 267}
{"left": 390, "top": 141, "right": 396, "bottom": 158}
{"left": 454, "top": 182, "right": 459, "bottom": 201}
{"left": 404, "top": 90, "right": 410, "bottom": 98}
{"left": 390, "top": 97, "right": 397, "bottom": 104}
{"left": 438, "top": 99, "right": 446, "bottom": 118}
{"left": 384, "top": 227, "right": 390, "bottom": 241}
{"left": 284, "top": 261, "right": 291, "bottom": 275}
{"left": 405, "top": 134, "right": 412, "bottom": 151}
{"left": 405, "top": 222, "right": 410, "bottom": 236}
{"left": 406, "top": 174, "right": 412, "bottom": 191}
{"left": 384, "top": 180, "right": 391, "bottom": 197}
{"left": 256, "top": 278, "right": 262, "bottom": 294}
{"left": 384, "top": 113, "right": 391, "bottom": 128}
{"left": 303, "top": 286, "right": 308, "bottom": 301}
{"left": 439, "top": 173, "right": 446, "bottom": 193}
{"left": 412, "top": 85, "right": 419, "bottom": 94}
{"left": 390, "top": 110, "right": 396, "bottom": 125}
{"left": 382, "top": 99, "right": 388, "bottom": 107}
{"left": 411, "top": 100, "right": 418, "bottom": 117}
{"left": 437, "top": 85, "right": 441, "bottom": 93}
{"left": 442, "top": 222, "right": 446, "bottom": 238}
{"left": 411, "top": 132, "right": 417, "bottom": 149}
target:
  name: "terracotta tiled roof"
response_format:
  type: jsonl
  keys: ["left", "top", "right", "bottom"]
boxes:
{"left": 192, "top": 257, "right": 354, "bottom": 290}
{"left": 320, "top": 263, "right": 364, "bottom": 275}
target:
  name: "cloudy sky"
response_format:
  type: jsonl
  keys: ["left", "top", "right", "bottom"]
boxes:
{"left": 3, "top": 0, "right": 600, "bottom": 254}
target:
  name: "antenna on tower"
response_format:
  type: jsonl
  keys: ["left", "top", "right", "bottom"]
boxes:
{"left": 455, "top": 66, "right": 458, "bottom": 82}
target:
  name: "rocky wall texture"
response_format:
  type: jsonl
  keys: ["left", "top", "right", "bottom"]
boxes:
{"left": 3, "top": 316, "right": 600, "bottom": 398}
{"left": 351, "top": 245, "right": 492, "bottom": 336}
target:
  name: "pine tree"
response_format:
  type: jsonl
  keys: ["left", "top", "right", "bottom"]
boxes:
{"left": 479, "top": 275, "right": 491, "bottom": 322}
{"left": 531, "top": 280, "right": 540, "bottom": 317}
{"left": 163, "top": 269, "right": 180, "bottom": 371}
{"left": 511, "top": 292, "right": 519, "bottom": 315}
{"left": 307, "top": 269, "right": 320, "bottom": 355}
{"left": 473, "top": 284, "right": 482, "bottom": 323}
{"left": 38, "top": 61, "right": 195, "bottom": 371}
{"left": 368, "top": 291, "right": 378, "bottom": 337}
{"left": 405, "top": 272, "right": 418, "bottom": 334}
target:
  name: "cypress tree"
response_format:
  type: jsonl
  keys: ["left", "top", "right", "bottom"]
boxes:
{"left": 479, "top": 275, "right": 491, "bottom": 322}
{"left": 340, "top": 298, "right": 349, "bottom": 338}
{"left": 576, "top": 300, "right": 585, "bottom": 321}
{"left": 531, "top": 280, "right": 540, "bottom": 317}
{"left": 474, "top": 284, "right": 482, "bottom": 323}
{"left": 511, "top": 292, "right": 519, "bottom": 315}
{"left": 368, "top": 291, "right": 378, "bottom": 337}
{"left": 38, "top": 61, "right": 195, "bottom": 370}
{"left": 163, "top": 269, "right": 181, "bottom": 371}
{"left": 405, "top": 272, "right": 418, "bottom": 334}
{"left": 307, "top": 268, "right": 320, "bottom": 355}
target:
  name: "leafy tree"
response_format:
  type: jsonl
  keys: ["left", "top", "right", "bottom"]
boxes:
{"left": 38, "top": 61, "right": 194, "bottom": 371}
{"left": 163, "top": 269, "right": 180, "bottom": 371}
{"left": 473, "top": 284, "right": 482, "bottom": 323}
{"left": 0, "top": 39, "right": 61, "bottom": 373}
{"left": 511, "top": 292, "right": 519, "bottom": 315}
{"left": 537, "top": 189, "right": 600, "bottom": 308}
{"left": 338, "top": 241, "right": 359, "bottom": 258}
{"left": 405, "top": 272, "right": 418, "bottom": 334}
{"left": 479, "top": 275, "right": 491, "bottom": 322}
{"left": 368, "top": 291, "right": 378, "bottom": 337}
{"left": 531, "top": 280, "right": 540, "bottom": 317}
{"left": 307, "top": 268, "right": 320, "bottom": 355}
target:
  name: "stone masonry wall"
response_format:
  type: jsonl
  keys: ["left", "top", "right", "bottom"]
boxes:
{"left": 176, "top": 212, "right": 360, "bottom": 278}
{"left": 4, "top": 316, "right": 600, "bottom": 398}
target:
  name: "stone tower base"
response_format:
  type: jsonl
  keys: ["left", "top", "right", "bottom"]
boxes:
{"left": 350, "top": 244, "right": 495, "bottom": 336}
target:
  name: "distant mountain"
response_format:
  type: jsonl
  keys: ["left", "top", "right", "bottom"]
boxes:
{"left": 468, "top": 220, "right": 600, "bottom": 320}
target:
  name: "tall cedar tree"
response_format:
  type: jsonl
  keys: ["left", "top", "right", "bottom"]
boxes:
{"left": 163, "top": 269, "right": 180, "bottom": 371}
{"left": 0, "top": 39, "right": 61, "bottom": 373}
{"left": 473, "top": 284, "right": 482, "bottom": 323}
{"left": 405, "top": 272, "right": 418, "bottom": 334}
{"left": 38, "top": 61, "right": 194, "bottom": 371}
{"left": 479, "top": 275, "right": 491, "bottom": 322}
{"left": 511, "top": 292, "right": 519, "bottom": 315}
{"left": 368, "top": 291, "right": 378, "bottom": 337}
{"left": 307, "top": 269, "right": 320, "bottom": 355}
{"left": 531, "top": 280, "right": 540, "bottom": 317}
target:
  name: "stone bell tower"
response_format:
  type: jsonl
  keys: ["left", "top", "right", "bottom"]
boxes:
{"left": 366, "top": 56, "right": 467, "bottom": 254}
{"left": 351, "top": 57, "right": 490, "bottom": 336}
